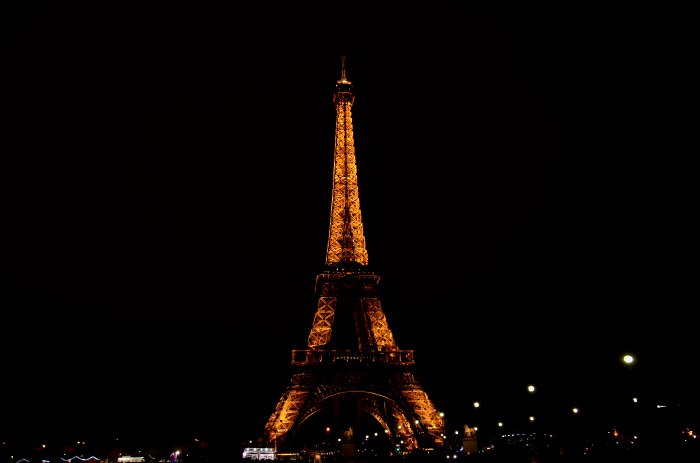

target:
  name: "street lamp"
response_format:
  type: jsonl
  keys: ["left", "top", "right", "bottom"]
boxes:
{"left": 526, "top": 385, "right": 537, "bottom": 433}
{"left": 621, "top": 352, "right": 637, "bottom": 397}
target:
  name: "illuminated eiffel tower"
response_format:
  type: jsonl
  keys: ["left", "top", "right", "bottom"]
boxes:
{"left": 260, "top": 57, "right": 446, "bottom": 455}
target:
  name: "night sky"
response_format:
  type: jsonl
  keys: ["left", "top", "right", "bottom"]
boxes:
{"left": 1, "top": 5, "right": 695, "bottom": 455}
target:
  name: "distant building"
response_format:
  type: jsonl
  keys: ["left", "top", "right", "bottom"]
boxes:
{"left": 117, "top": 457, "right": 145, "bottom": 463}
{"left": 463, "top": 425, "right": 478, "bottom": 454}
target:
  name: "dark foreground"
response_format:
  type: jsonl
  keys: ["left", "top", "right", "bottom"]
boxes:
{"left": 239, "top": 443, "right": 700, "bottom": 463}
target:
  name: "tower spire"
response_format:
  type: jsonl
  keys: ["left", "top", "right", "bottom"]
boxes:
{"left": 339, "top": 55, "right": 349, "bottom": 83}
{"left": 325, "top": 56, "right": 368, "bottom": 269}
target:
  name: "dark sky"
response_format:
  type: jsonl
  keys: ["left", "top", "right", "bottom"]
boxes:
{"left": 1, "top": 4, "right": 695, "bottom": 453}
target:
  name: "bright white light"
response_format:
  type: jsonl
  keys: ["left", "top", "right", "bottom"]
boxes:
{"left": 527, "top": 385, "right": 535, "bottom": 393}
{"left": 473, "top": 402, "right": 480, "bottom": 408}
{"left": 623, "top": 354, "right": 635, "bottom": 365}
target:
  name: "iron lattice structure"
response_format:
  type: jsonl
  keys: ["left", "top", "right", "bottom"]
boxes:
{"left": 261, "top": 57, "right": 445, "bottom": 454}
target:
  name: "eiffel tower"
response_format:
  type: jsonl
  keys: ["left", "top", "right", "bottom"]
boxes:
{"left": 260, "top": 57, "right": 446, "bottom": 456}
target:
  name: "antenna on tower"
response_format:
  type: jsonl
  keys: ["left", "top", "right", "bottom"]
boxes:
{"left": 339, "top": 55, "right": 349, "bottom": 84}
